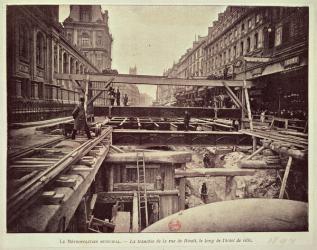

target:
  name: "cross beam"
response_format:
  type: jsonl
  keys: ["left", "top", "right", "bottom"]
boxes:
{"left": 54, "top": 73, "right": 253, "bottom": 87}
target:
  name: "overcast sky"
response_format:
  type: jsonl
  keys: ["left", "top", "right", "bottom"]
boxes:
{"left": 59, "top": 5, "right": 226, "bottom": 98}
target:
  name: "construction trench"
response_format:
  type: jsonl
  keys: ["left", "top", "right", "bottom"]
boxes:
{"left": 7, "top": 75, "right": 308, "bottom": 233}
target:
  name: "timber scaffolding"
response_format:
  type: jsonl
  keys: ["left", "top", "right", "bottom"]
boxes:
{"left": 6, "top": 73, "right": 307, "bottom": 233}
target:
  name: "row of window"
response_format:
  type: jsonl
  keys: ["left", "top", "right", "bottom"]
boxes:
{"left": 66, "top": 31, "right": 104, "bottom": 47}
{"left": 206, "top": 15, "right": 262, "bottom": 58}
{"left": 19, "top": 25, "right": 45, "bottom": 68}
{"left": 209, "top": 9, "right": 262, "bottom": 44}
{"left": 18, "top": 24, "right": 94, "bottom": 76}
{"left": 206, "top": 31, "right": 261, "bottom": 72}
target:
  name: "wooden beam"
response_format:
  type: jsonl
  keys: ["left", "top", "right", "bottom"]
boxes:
{"left": 279, "top": 156, "right": 293, "bottom": 199}
{"left": 175, "top": 168, "right": 255, "bottom": 178}
{"left": 132, "top": 192, "right": 139, "bottom": 232}
{"left": 244, "top": 85, "right": 254, "bottom": 130}
{"left": 245, "top": 146, "right": 265, "bottom": 160}
{"left": 87, "top": 78, "right": 114, "bottom": 106}
{"left": 54, "top": 73, "right": 253, "bottom": 87}
{"left": 178, "top": 178, "right": 186, "bottom": 210}
{"left": 222, "top": 81, "right": 247, "bottom": 113}
{"left": 113, "top": 182, "right": 155, "bottom": 191}
{"left": 72, "top": 79, "right": 85, "bottom": 94}
{"left": 106, "top": 151, "right": 192, "bottom": 164}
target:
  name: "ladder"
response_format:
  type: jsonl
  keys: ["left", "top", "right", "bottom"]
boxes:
{"left": 136, "top": 151, "right": 149, "bottom": 229}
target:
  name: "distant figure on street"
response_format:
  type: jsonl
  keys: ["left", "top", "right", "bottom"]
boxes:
{"left": 108, "top": 87, "right": 115, "bottom": 106}
{"left": 184, "top": 111, "right": 191, "bottom": 131}
{"left": 116, "top": 88, "right": 121, "bottom": 106}
{"left": 123, "top": 94, "right": 129, "bottom": 106}
{"left": 71, "top": 97, "right": 91, "bottom": 140}
{"left": 199, "top": 182, "right": 209, "bottom": 203}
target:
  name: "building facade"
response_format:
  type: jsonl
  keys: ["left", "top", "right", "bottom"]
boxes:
{"left": 204, "top": 6, "right": 308, "bottom": 115}
{"left": 161, "top": 6, "right": 308, "bottom": 117}
{"left": 63, "top": 5, "right": 112, "bottom": 71}
{"left": 7, "top": 5, "right": 102, "bottom": 123}
{"left": 157, "top": 36, "right": 206, "bottom": 106}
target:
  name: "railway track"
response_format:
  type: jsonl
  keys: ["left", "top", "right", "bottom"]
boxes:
{"left": 7, "top": 126, "right": 113, "bottom": 228}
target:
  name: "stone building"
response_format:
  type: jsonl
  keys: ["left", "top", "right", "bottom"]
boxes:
{"left": 162, "top": 6, "right": 308, "bottom": 114}
{"left": 63, "top": 5, "right": 112, "bottom": 71}
{"left": 7, "top": 5, "right": 101, "bottom": 123}
{"left": 158, "top": 36, "right": 206, "bottom": 106}
{"left": 204, "top": 6, "right": 308, "bottom": 114}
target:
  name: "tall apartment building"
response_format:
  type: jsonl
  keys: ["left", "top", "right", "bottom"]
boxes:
{"left": 163, "top": 6, "right": 308, "bottom": 113}
{"left": 157, "top": 36, "right": 206, "bottom": 106}
{"left": 204, "top": 6, "right": 308, "bottom": 113}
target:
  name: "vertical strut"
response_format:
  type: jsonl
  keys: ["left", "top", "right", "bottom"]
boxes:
{"left": 136, "top": 151, "right": 149, "bottom": 230}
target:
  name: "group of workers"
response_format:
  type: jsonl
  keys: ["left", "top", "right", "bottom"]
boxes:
{"left": 108, "top": 87, "right": 129, "bottom": 107}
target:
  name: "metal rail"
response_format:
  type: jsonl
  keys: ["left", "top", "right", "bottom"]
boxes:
{"left": 7, "top": 127, "right": 112, "bottom": 224}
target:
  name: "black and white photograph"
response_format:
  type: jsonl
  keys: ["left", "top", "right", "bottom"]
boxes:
{"left": 1, "top": 0, "right": 316, "bottom": 249}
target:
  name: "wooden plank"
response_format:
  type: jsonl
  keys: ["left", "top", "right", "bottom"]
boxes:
{"left": 11, "top": 171, "right": 39, "bottom": 186}
{"left": 106, "top": 151, "right": 192, "bottom": 164}
{"left": 132, "top": 192, "right": 139, "bottom": 232}
{"left": 126, "top": 163, "right": 160, "bottom": 169}
{"left": 108, "top": 166, "right": 114, "bottom": 192}
{"left": 90, "top": 194, "right": 98, "bottom": 211}
{"left": 222, "top": 81, "right": 247, "bottom": 113}
{"left": 164, "top": 165, "right": 175, "bottom": 190}
{"left": 55, "top": 176, "right": 77, "bottom": 188}
{"left": 178, "top": 178, "right": 186, "bottom": 210}
{"left": 40, "top": 192, "right": 65, "bottom": 205}
{"left": 113, "top": 182, "right": 155, "bottom": 191}
{"left": 110, "top": 145, "right": 125, "bottom": 153}
{"left": 12, "top": 160, "right": 56, "bottom": 165}
{"left": 97, "top": 190, "right": 179, "bottom": 201}
{"left": 54, "top": 73, "right": 253, "bottom": 87}
{"left": 175, "top": 168, "right": 255, "bottom": 178}
{"left": 225, "top": 176, "right": 237, "bottom": 201}
{"left": 9, "top": 165, "right": 50, "bottom": 171}
{"left": 121, "top": 166, "right": 127, "bottom": 182}
{"left": 245, "top": 146, "right": 265, "bottom": 160}
{"left": 114, "top": 212, "right": 131, "bottom": 232}
{"left": 279, "top": 156, "right": 293, "bottom": 199}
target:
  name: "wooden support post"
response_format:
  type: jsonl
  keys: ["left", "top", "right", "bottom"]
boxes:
{"left": 178, "top": 178, "right": 186, "bottom": 210}
{"left": 244, "top": 85, "right": 253, "bottom": 130}
{"left": 108, "top": 165, "right": 114, "bottom": 192}
{"left": 164, "top": 164, "right": 175, "bottom": 190}
{"left": 132, "top": 192, "right": 139, "bottom": 232}
{"left": 252, "top": 137, "right": 257, "bottom": 153}
{"left": 121, "top": 165, "right": 127, "bottom": 183}
{"left": 241, "top": 88, "right": 245, "bottom": 129}
{"left": 87, "top": 78, "right": 115, "bottom": 106}
{"left": 279, "top": 156, "right": 293, "bottom": 199}
{"left": 245, "top": 145, "right": 265, "bottom": 160}
{"left": 222, "top": 82, "right": 246, "bottom": 113}
{"left": 225, "top": 176, "right": 237, "bottom": 201}
{"left": 76, "top": 197, "right": 88, "bottom": 233}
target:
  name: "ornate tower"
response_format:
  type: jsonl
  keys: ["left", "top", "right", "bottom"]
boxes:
{"left": 63, "top": 5, "right": 112, "bottom": 71}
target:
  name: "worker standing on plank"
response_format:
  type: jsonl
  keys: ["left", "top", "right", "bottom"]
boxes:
{"left": 116, "top": 88, "right": 121, "bottom": 106}
{"left": 199, "top": 182, "right": 209, "bottom": 203}
{"left": 123, "top": 94, "right": 129, "bottom": 106}
{"left": 184, "top": 110, "right": 191, "bottom": 131}
{"left": 71, "top": 97, "right": 91, "bottom": 140}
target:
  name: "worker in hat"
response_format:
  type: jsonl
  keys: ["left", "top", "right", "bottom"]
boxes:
{"left": 71, "top": 97, "right": 91, "bottom": 140}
